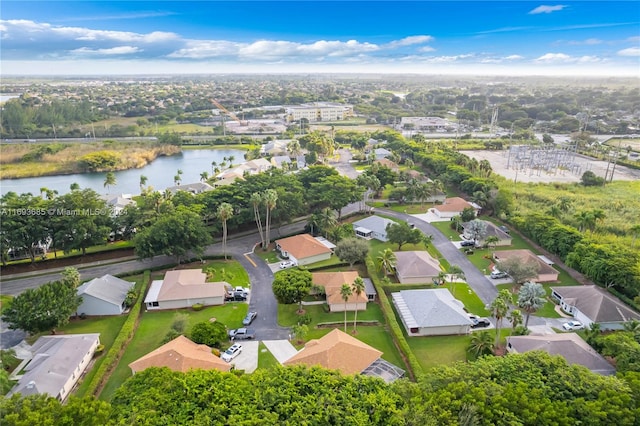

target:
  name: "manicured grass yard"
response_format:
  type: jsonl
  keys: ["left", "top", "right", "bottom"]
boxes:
{"left": 0, "top": 295, "right": 13, "bottom": 315}
{"left": 200, "top": 259, "right": 250, "bottom": 288}
{"left": 278, "top": 303, "right": 384, "bottom": 327}
{"left": 408, "top": 335, "right": 471, "bottom": 368}
{"left": 99, "top": 303, "right": 248, "bottom": 401}
{"left": 257, "top": 342, "right": 280, "bottom": 370}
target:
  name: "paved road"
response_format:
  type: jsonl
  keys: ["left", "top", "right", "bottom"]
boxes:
{"left": 330, "top": 148, "right": 360, "bottom": 179}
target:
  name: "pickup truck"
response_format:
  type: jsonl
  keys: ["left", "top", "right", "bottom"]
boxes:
{"left": 228, "top": 328, "right": 255, "bottom": 341}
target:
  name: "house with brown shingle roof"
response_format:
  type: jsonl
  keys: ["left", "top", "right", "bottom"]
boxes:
{"left": 144, "top": 269, "right": 228, "bottom": 310}
{"left": 432, "top": 197, "right": 478, "bottom": 219}
{"left": 275, "top": 234, "right": 333, "bottom": 266}
{"left": 551, "top": 285, "right": 640, "bottom": 330}
{"left": 312, "top": 271, "right": 368, "bottom": 312}
{"left": 393, "top": 251, "right": 442, "bottom": 284}
{"left": 506, "top": 333, "right": 615, "bottom": 375}
{"left": 129, "top": 335, "right": 231, "bottom": 374}
{"left": 283, "top": 329, "right": 404, "bottom": 382}
{"left": 493, "top": 249, "right": 559, "bottom": 282}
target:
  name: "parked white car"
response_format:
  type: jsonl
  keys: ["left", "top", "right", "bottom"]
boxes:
{"left": 279, "top": 260, "right": 296, "bottom": 269}
{"left": 562, "top": 320, "right": 584, "bottom": 331}
{"left": 221, "top": 343, "right": 243, "bottom": 362}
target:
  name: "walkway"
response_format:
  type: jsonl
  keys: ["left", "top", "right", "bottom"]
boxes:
{"left": 262, "top": 340, "right": 298, "bottom": 364}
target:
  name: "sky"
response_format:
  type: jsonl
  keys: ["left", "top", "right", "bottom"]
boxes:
{"left": 1, "top": 1, "right": 639, "bottom": 77}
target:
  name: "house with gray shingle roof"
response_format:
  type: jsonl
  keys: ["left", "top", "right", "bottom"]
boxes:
{"left": 393, "top": 251, "right": 442, "bottom": 284}
{"left": 392, "top": 289, "right": 473, "bottom": 336}
{"left": 551, "top": 285, "right": 640, "bottom": 330}
{"left": 507, "top": 333, "right": 615, "bottom": 375}
{"left": 166, "top": 182, "right": 214, "bottom": 195}
{"left": 76, "top": 274, "right": 135, "bottom": 316}
{"left": 352, "top": 215, "right": 396, "bottom": 241}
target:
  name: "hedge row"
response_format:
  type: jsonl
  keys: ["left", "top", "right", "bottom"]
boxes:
{"left": 85, "top": 270, "right": 150, "bottom": 398}
{"left": 365, "top": 258, "right": 423, "bottom": 380}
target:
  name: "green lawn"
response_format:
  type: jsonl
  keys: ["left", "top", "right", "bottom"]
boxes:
{"left": 253, "top": 248, "right": 281, "bottom": 264}
{"left": 99, "top": 303, "right": 248, "bottom": 401}
{"left": 278, "top": 303, "right": 384, "bottom": 327}
{"left": 496, "top": 279, "right": 577, "bottom": 319}
{"left": 201, "top": 259, "right": 250, "bottom": 288}
{"left": 257, "top": 342, "right": 280, "bottom": 370}
{"left": 0, "top": 295, "right": 13, "bottom": 315}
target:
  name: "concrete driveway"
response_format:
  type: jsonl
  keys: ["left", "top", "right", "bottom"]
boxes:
{"left": 262, "top": 339, "right": 298, "bottom": 364}
{"left": 228, "top": 340, "right": 259, "bottom": 373}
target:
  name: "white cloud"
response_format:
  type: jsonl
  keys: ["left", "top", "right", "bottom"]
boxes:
{"left": 529, "top": 5, "right": 567, "bottom": 15}
{"left": 505, "top": 55, "right": 524, "bottom": 60}
{"left": 385, "top": 35, "right": 433, "bottom": 48}
{"left": 618, "top": 47, "right": 640, "bottom": 56}
{"left": 71, "top": 46, "right": 141, "bottom": 55}
{"left": 418, "top": 46, "right": 435, "bottom": 53}
{"left": 535, "top": 53, "right": 602, "bottom": 63}
{"left": 167, "top": 40, "right": 242, "bottom": 59}
{"left": 567, "top": 38, "right": 603, "bottom": 45}
{"left": 627, "top": 36, "right": 640, "bottom": 43}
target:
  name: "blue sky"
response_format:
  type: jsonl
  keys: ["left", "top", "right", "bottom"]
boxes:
{"left": 1, "top": 1, "right": 639, "bottom": 76}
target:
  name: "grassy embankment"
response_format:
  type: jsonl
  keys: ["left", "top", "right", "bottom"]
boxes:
{"left": 0, "top": 141, "right": 180, "bottom": 179}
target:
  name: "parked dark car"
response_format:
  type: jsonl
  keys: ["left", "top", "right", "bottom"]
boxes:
{"left": 225, "top": 291, "right": 247, "bottom": 302}
{"left": 499, "top": 225, "right": 510, "bottom": 234}
{"left": 460, "top": 240, "right": 475, "bottom": 247}
{"left": 470, "top": 317, "right": 491, "bottom": 328}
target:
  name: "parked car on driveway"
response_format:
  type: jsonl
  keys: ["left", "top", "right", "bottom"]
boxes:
{"left": 490, "top": 270, "right": 508, "bottom": 279}
{"left": 221, "top": 343, "right": 242, "bottom": 362}
{"left": 279, "top": 260, "right": 296, "bottom": 269}
{"left": 460, "top": 240, "right": 475, "bottom": 247}
{"left": 469, "top": 315, "right": 491, "bottom": 328}
{"left": 228, "top": 328, "right": 256, "bottom": 340}
{"left": 562, "top": 320, "right": 584, "bottom": 331}
{"left": 242, "top": 311, "right": 257, "bottom": 326}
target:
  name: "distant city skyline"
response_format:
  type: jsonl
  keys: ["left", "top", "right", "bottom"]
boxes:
{"left": 1, "top": 1, "right": 639, "bottom": 76}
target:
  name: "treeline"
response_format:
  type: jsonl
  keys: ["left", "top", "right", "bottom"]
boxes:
{"left": 381, "top": 130, "right": 640, "bottom": 301}
{"left": 2, "top": 353, "right": 639, "bottom": 425}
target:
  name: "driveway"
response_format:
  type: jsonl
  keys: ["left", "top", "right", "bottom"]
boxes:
{"left": 262, "top": 339, "right": 298, "bottom": 364}
{"left": 228, "top": 340, "right": 259, "bottom": 373}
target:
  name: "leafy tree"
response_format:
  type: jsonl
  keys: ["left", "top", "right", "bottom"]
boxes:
{"left": 376, "top": 248, "right": 396, "bottom": 275}
{"left": 495, "top": 257, "right": 540, "bottom": 290}
{"left": 460, "top": 207, "right": 476, "bottom": 222}
{"left": 581, "top": 170, "right": 605, "bottom": 186}
{"left": 334, "top": 238, "right": 369, "bottom": 267}
{"left": 291, "top": 323, "right": 308, "bottom": 343}
{"left": 217, "top": 202, "right": 233, "bottom": 260}
{"left": 2, "top": 280, "right": 81, "bottom": 334}
{"left": 272, "top": 269, "right": 312, "bottom": 313}
{"left": 0, "top": 193, "right": 50, "bottom": 263}
{"left": 133, "top": 207, "right": 212, "bottom": 264}
{"left": 61, "top": 267, "right": 81, "bottom": 288}
{"left": 468, "top": 330, "right": 494, "bottom": 357}
{"left": 0, "top": 394, "right": 112, "bottom": 425}
{"left": 307, "top": 175, "right": 363, "bottom": 218}
{"left": 190, "top": 321, "right": 228, "bottom": 348}
{"left": 386, "top": 221, "right": 424, "bottom": 250}
{"left": 465, "top": 219, "right": 487, "bottom": 245}
{"left": 485, "top": 235, "right": 500, "bottom": 249}
{"left": 350, "top": 277, "right": 366, "bottom": 333}
{"left": 340, "top": 283, "right": 352, "bottom": 332}
{"left": 517, "top": 282, "right": 547, "bottom": 327}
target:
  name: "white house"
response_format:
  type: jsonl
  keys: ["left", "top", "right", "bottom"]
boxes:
{"left": 76, "top": 274, "right": 135, "bottom": 316}
{"left": 275, "top": 234, "right": 333, "bottom": 266}
{"left": 551, "top": 285, "right": 640, "bottom": 330}
{"left": 392, "top": 289, "right": 473, "bottom": 336}
{"left": 352, "top": 215, "right": 396, "bottom": 242}
{"left": 144, "top": 269, "right": 227, "bottom": 310}
{"left": 432, "top": 197, "right": 477, "bottom": 219}
{"left": 9, "top": 334, "right": 100, "bottom": 402}
{"left": 166, "top": 182, "right": 214, "bottom": 195}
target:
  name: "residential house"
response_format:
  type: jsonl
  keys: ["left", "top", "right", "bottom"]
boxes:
{"left": 373, "top": 158, "right": 400, "bottom": 172}
{"left": 216, "top": 158, "right": 272, "bottom": 180}
{"left": 311, "top": 271, "right": 368, "bottom": 312}
{"left": 270, "top": 155, "right": 292, "bottom": 169}
{"left": 275, "top": 234, "right": 333, "bottom": 266}
{"left": 392, "top": 289, "right": 473, "bottom": 336}
{"left": 260, "top": 139, "right": 292, "bottom": 156}
{"left": 76, "top": 274, "right": 135, "bottom": 316}
{"left": 432, "top": 197, "right": 478, "bottom": 219}
{"left": 166, "top": 182, "right": 214, "bottom": 195}
{"left": 551, "top": 285, "right": 640, "bottom": 330}
{"left": 144, "top": 269, "right": 228, "bottom": 310}
{"left": 9, "top": 334, "right": 100, "bottom": 402}
{"left": 373, "top": 148, "right": 392, "bottom": 160}
{"left": 506, "top": 333, "right": 615, "bottom": 375}
{"left": 462, "top": 220, "right": 512, "bottom": 246}
{"left": 352, "top": 215, "right": 396, "bottom": 241}
{"left": 493, "top": 249, "right": 559, "bottom": 282}
{"left": 283, "top": 329, "right": 404, "bottom": 382}
{"left": 101, "top": 194, "right": 134, "bottom": 216}
{"left": 393, "top": 251, "right": 442, "bottom": 284}
{"left": 129, "top": 335, "right": 231, "bottom": 374}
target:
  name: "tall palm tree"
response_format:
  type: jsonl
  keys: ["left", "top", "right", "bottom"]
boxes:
{"left": 340, "top": 283, "right": 352, "bottom": 332}
{"left": 468, "top": 330, "right": 494, "bottom": 357}
{"left": 217, "top": 202, "right": 234, "bottom": 260}
{"left": 447, "top": 265, "right": 465, "bottom": 297}
{"left": 376, "top": 249, "right": 396, "bottom": 276}
{"left": 287, "top": 139, "right": 302, "bottom": 159}
{"left": 200, "top": 171, "right": 209, "bottom": 182}
{"left": 507, "top": 309, "right": 523, "bottom": 331}
{"left": 485, "top": 235, "right": 500, "bottom": 250}
{"left": 416, "top": 183, "right": 432, "bottom": 208}
{"left": 139, "top": 175, "right": 148, "bottom": 191}
{"left": 517, "top": 282, "right": 546, "bottom": 327}
{"left": 263, "top": 189, "right": 278, "bottom": 249}
{"left": 250, "top": 192, "right": 265, "bottom": 248}
{"left": 490, "top": 289, "right": 512, "bottom": 347}
{"left": 317, "top": 208, "right": 337, "bottom": 238}
{"left": 104, "top": 172, "right": 116, "bottom": 194}
{"left": 228, "top": 155, "right": 235, "bottom": 167}
{"left": 351, "top": 277, "right": 365, "bottom": 333}
{"left": 211, "top": 161, "right": 217, "bottom": 174}
{"left": 574, "top": 210, "right": 594, "bottom": 233}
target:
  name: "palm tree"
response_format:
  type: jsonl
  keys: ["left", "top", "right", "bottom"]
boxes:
{"left": 263, "top": 189, "right": 278, "bottom": 249}
{"left": 139, "top": 175, "right": 148, "bottom": 191}
{"left": 574, "top": 210, "right": 594, "bottom": 233}
{"left": 250, "top": 192, "right": 265, "bottom": 248}
{"left": 507, "top": 309, "right": 523, "bottom": 332}
{"left": 557, "top": 196, "right": 573, "bottom": 213}
{"left": 468, "top": 330, "right": 494, "bottom": 357}
{"left": 436, "top": 271, "right": 448, "bottom": 286}
{"left": 376, "top": 249, "right": 396, "bottom": 276}
{"left": 211, "top": 161, "right": 217, "bottom": 174}
{"left": 228, "top": 155, "right": 235, "bottom": 167}
{"left": 39, "top": 187, "right": 48, "bottom": 199}
{"left": 485, "top": 235, "right": 500, "bottom": 250}
{"left": 200, "top": 171, "right": 209, "bottom": 182}
{"left": 317, "top": 208, "right": 337, "bottom": 238}
{"left": 104, "top": 172, "right": 116, "bottom": 194}
{"left": 422, "top": 234, "right": 434, "bottom": 250}
{"left": 517, "top": 282, "right": 546, "bottom": 327}
{"left": 69, "top": 182, "right": 80, "bottom": 191}
{"left": 490, "top": 289, "right": 512, "bottom": 347}
{"left": 351, "top": 277, "right": 365, "bottom": 333}
{"left": 623, "top": 319, "right": 640, "bottom": 333}
{"left": 174, "top": 174, "right": 182, "bottom": 186}
{"left": 590, "top": 209, "right": 606, "bottom": 231}
{"left": 287, "top": 139, "right": 302, "bottom": 159}
{"left": 447, "top": 265, "right": 465, "bottom": 296}
{"left": 416, "top": 183, "right": 432, "bottom": 208}
{"left": 340, "top": 283, "right": 352, "bottom": 332}
{"left": 217, "top": 202, "right": 234, "bottom": 260}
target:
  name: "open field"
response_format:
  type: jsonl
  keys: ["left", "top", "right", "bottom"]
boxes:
{"left": 461, "top": 150, "right": 640, "bottom": 184}
{"left": 605, "top": 138, "right": 640, "bottom": 152}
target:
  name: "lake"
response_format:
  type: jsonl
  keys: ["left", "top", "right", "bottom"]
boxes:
{"left": 0, "top": 148, "right": 245, "bottom": 197}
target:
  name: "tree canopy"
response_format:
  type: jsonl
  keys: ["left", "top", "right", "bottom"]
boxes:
{"left": 272, "top": 269, "right": 313, "bottom": 312}
{"left": 386, "top": 221, "right": 424, "bottom": 250}
{"left": 334, "top": 237, "right": 370, "bottom": 267}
